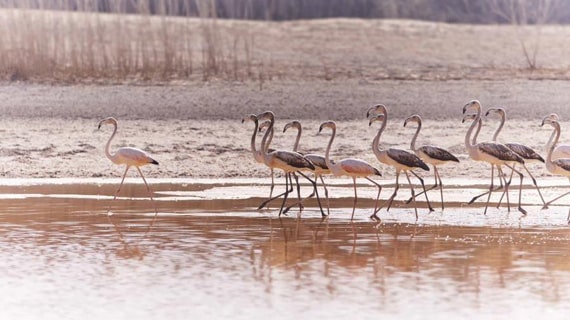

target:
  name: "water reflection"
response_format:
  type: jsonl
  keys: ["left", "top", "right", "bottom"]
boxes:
{"left": 1, "top": 196, "right": 570, "bottom": 319}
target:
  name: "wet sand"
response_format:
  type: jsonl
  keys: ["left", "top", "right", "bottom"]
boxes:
{"left": 0, "top": 81, "right": 569, "bottom": 181}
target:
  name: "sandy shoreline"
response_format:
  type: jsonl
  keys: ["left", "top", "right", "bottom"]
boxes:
{"left": 0, "top": 80, "right": 567, "bottom": 180}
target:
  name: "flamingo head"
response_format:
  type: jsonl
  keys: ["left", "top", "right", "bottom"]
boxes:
{"left": 485, "top": 107, "right": 506, "bottom": 119}
{"left": 258, "top": 121, "right": 271, "bottom": 133}
{"left": 366, "top": 104, "right": 387, "bottom": 118}
{"left": 241, "top": 114, "right": 257, "bottom": 124}
{"left": 97, "top": 117, "right": 118, "bottom": 130}
{"left": 541, "top": 114, "right": 558, "bottom": 127}
{"left": 368, "top": 114, "right": 386, "bottom": 126}
{"left": 256, "top": 111, "right": 275, "bottom": 122}
{"left": 318, "top": 121, "right": 336, "bottom": 134}
{"left": 462, "top": 113, "right": 477, "bottom": 124}
{"left": 462, "top": 100, "right": 481, "bottom": 114}
{"left": 283, "top": 120, "right": 301, "bottom": 133}
{"left": 403, "top": 114, "right": 421, "bottom": 127}
{"left": 543, "top": 113, "right": 560, "bottom": 124}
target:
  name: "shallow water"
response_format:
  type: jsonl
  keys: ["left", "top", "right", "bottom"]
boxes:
{"left": 1, "top": 178, "right": 570, "bottom": 319}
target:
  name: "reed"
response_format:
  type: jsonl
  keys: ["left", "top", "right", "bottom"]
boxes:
{"left": 0, "top": 0, "right": 264, "bottom": 83}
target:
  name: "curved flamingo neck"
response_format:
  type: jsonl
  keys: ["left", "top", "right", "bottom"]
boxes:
{"left": 292, "top": 124, "right": 301, "bottom": 152}
{"left": 472, "top": 118, "right": 482, "bottom": 145}
{"left": 409, "top": 119, "right": 421, "bottom": 151}
{"left": 547, "top": 122, "right": 561, "bottom": 165}
{"left": 372, "top": 118, "right": 386, "bottom": 159}
{"left": 324, "top": 125, "right": 336, "bottom": 170}
{"left": 491, "top": 111, "right": 505, "bottom": 142}
{"left": 546, "top": 127, "right": 557, "bottom": 152}
{"left": 249, "top": 118, "right": 259, "bottom": 155}
{"left": 105, "top": 122, "right": 119, "bottom": 164}
{"left": 465, "top": 105, "right": 481, "bottom": 154}
{"left": 260, "top": 117, "right": 274, "bottom": 155}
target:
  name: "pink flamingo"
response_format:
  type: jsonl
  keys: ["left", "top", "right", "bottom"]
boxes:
{"left": 462, "top": 100, "right": 527, "bottom": 215}
{"left": 282, "top": 120, "right": 331, "bottom": 215}
{"left": 242, "top": 114, "right": 276, "bottom": 202}
{"left": 318, "top": 121, "right": 382, "bottom": 221}
{"left": 256, "top": 111, "right": 325, "bottom": 217}
{"left": 97, "top": 117, "right": 159, "bottom": 218}
{"left": 366, "top": 104, "right": 434, "bottom": 218}
{"left": 403, "top": 114, "right": 460, "bottom": 210}
{"left": 541, "top": 115, "right": 570, "bottom": 208}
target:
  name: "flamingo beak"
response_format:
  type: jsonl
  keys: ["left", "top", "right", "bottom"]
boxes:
{"left": 366, "top": 107, "right": 374, "bottom": 118}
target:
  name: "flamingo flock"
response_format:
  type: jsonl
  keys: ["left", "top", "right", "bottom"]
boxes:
{"left": 237, "top": 100, "right": 570, "bottom": 221}
{"left": 96, "top": 100, "right": 570, "bottom": 223}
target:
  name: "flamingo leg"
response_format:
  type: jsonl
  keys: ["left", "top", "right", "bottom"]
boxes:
{"left": 521, "top": 164, "right": 546, "bottom": 207}
{"left": 267, "top": 168, "right": 275, "bottom": 208}
{"left": 482, "top": 165, "right": 495, "bottom": 215}
{"left": 278, "top": 173, "right": 293, "bottom": 216}
{"left": 319, "top": 175, "right": 330, "bottom": 216}
{"left": 366, "top": 177, "right": 383, "bottom": 221}
{"left": 469, "top": 165, "right": 504, "bottom": 204}
{"left": 503, "top": 163, "right": 527, "bottom": 215}
{"left": 544, "top": 189, "right": 570, "bottom": 208}
{"left": 498, "top": 167, "right": 511, "bottom": 212}
{"left": 107, "top": 166, "right": 130, "bottom": 215}
{"left": 411, "top": 170, "right": 434, "bottom": 212}
{"left": 406, "top": 168, "right": 438, "bottom": 205}
{"left": 289, "top": 171, "right": 325, "bottom": 217}
{"left": 282, "top": 172, "right": 325, "bottom": 217}
{"left": 292, "top": 173, "right": 303, "bottom": 214}
{"left": 435, "top": 167, "right": 445, "bottom": 211}
{"left": 496, "top": 166, "right": 515, "bottom": 209}
{"left": 258, "top": 172, "right": 291, "bottom": 210}
{"left": 385, "top": 170, "right": 401, "bottom": 212}
{"left": 351, "top": 177, "right": 357, "bottom": 221}
{"left": 405, "top": 171, "right": 419, "bottom": 220}
{"left": 136, "top": 166, "right": 160, "bottom": 232}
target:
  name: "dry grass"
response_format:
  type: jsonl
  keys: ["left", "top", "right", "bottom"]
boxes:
{"left": 3, "top": 4, "right": 570, "bottom": 83}
{"left": 0, "top": 8, "right": 264, "bottom": 83}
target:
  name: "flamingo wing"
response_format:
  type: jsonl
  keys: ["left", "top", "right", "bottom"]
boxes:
{"left": 478, "top": 143, "right": 524, "bottom": 164}
{"left": 117, "top": 147, "right": 159, "bottom": 166}
{"left": 553, "top": 159, "right": 570, "bottom": 172}
{"left": 388, "top": 148, "right": 429, "bottom": 171}
{"left": 305, "top": 154, "right": 329, "bottom": 170}
{"left": 505, "top": 143, "right": 544, "bottom": 163}
{"left": 340, "top": 159, "right": 381, "bottom": 176}
{"left": 273, "top": 150, "right": 315, "bottom": 170}
{"left": 419, "top": 145, "right": 459, "bottom": 163}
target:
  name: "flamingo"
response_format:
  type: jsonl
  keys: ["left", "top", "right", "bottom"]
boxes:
{"left": 540, "top": 115, "right": 570, "bottom": 207}
{"left": 318, "top": 121, "right": 383, "bottom": 220}
{"left": 542, "top": 113, "right": 570, "bottom": 160}
{"left": 256, "top": 111, "right": 325, "bottom": 217}
{"left": 368, "top": 113, "right": 433, "bottom": 219}
{"left": 462, "top": 113, "right": 510, "bottom": 205}
{"left": 97, "top": 117, "right": 159, "bottom": 218}
{"left": 242, "top": 114, "right": 276, "bottom": 202}
{"left": 366, "top": 104, "right": 434, "bottom": 216}
{"left": 403, "top": 114, "right": 460, "bottom": 210}
{"left": 282, "top": 120, "right": 331, "bottom": 215}
{"left": 462, "top": 100, "right": 527, "bottom": 215}
{"left": 485, "top": 107, "right": 546, "bottom": 207}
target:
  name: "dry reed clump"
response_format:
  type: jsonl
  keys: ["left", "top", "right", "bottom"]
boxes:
{"left": 0, "top": 3, "right": 267, "bottom": 83}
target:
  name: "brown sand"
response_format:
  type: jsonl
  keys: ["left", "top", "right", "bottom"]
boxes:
{"left": 1, "top": 18, "right": 569, "bottom": 180}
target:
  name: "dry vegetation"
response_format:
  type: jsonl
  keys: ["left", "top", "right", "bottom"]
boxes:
{"left": 1, "top": 1, "right": 570, "bottom": 83}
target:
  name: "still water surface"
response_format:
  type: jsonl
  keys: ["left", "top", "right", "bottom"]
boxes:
{"left": 0, "top": 179, "right": 570, "bottom": 319}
